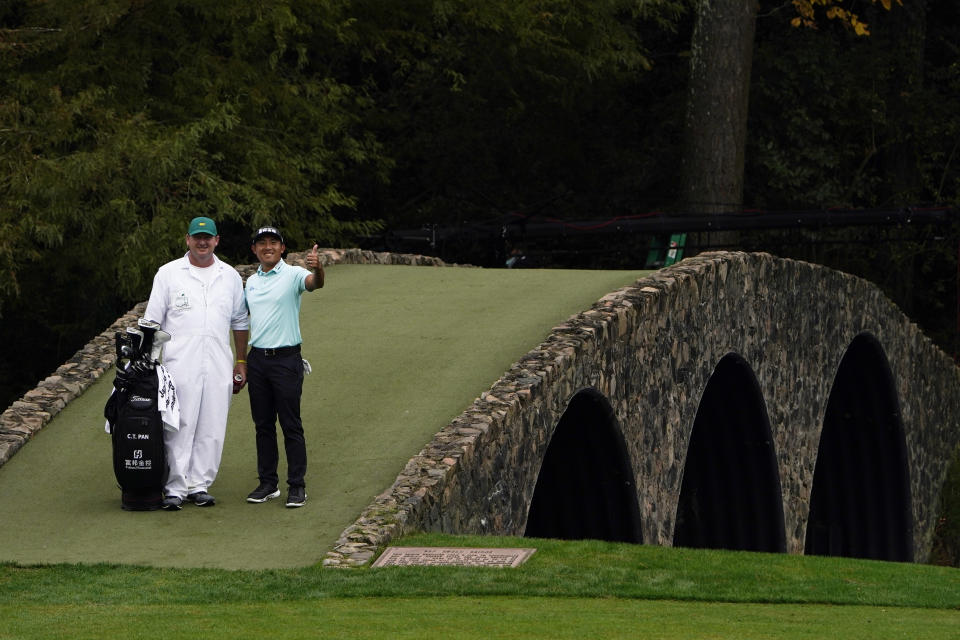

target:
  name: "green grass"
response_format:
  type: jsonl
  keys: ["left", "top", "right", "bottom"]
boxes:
{"left": 2, "top": 534, "right": 957, "bottom": 607}
{"left": 1, "top": 535, "right": 957, "bottom": 639}
{"left": 4, "top": 598, "right": 956, "bottom": 640}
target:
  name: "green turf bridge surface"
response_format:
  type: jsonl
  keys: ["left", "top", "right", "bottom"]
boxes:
{"left": 0, "top": 264, "right": 647, "bottom": 569}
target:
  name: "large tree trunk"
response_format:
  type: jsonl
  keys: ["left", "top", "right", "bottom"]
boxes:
{"left": 680, "top": 0, "right": 758, "bottom": 217}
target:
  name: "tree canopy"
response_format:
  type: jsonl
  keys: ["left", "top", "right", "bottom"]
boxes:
{"left": 1, "top": 0, "right": 388, "bottom": 310}
{"left": 1, "top": 0, "right": 959, "bottom": 411}
{"left": 0, "top": 0, "right": 687, "bottom": 309}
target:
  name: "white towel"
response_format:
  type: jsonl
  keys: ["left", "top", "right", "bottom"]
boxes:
{"left": 155, "top": 364, "right": 180, "bottom": 432}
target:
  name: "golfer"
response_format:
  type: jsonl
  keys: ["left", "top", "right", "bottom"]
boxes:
{"left": 243, "top": 226, "right": 324, "bottom": 508}
{"left": 144, "top": 216, "right": 249, "bottom": 510}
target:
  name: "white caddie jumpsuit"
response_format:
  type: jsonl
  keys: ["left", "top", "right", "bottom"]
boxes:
{"left": 145, "top": 253, "right": 248, "bottom": 499}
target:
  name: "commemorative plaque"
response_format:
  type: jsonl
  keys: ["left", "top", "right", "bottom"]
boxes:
{"left": 371, "top": 546, "right": 536, "bottom": 568}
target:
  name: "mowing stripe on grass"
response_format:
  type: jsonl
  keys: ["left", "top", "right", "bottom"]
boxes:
{"left": 3, "top": 598, "right": 957, "bottom": 640}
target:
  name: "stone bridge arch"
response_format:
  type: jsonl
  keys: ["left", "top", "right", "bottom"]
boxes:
{"left": 673, "top": 352, "right": 786, "bottom": 553}
{"left": 328, "top": 252, "right": 960, "bottom": 566}
{"left": 523, "top": 387, "right": 643, "bottom": 543}
{"left": 806, "top": 332, "right": 913, "bottom": 561}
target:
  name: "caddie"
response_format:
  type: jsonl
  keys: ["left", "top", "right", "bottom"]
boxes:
{"left": 144, "top": 216, "right": 249, "bottom": 510}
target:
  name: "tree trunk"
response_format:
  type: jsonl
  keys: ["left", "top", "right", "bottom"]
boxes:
{"left": 680, "top": 0, "right": 758, "bottom": 216}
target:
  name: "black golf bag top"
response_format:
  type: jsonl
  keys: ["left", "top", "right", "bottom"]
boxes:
{"left": 104, "top": 319, "right": 176, "bottom": 511}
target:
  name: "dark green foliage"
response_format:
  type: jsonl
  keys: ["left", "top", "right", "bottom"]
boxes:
{"left": 339, "top": 0, "right": 689, "bottom": 227}
{"left": 1, "top": 0, "right": 386, "bottom": 311}
{"left": 747, "top": 0, "right": 960, "bottom": 210}
{"left": 1, "top": 0, "right": 387, "bottom": 405}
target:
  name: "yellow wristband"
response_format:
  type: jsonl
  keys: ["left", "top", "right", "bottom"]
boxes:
{"left": 236, "top": 359, "right": 246, "bottom": 364}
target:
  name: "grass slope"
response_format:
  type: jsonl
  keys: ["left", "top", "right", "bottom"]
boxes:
{"left": 0, "top": 264, "right": 647, "bottom": 569}
{"left": 1, "top": 535, "right": 957, "bottom": 639}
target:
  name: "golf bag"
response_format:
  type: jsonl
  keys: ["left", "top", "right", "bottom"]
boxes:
{"left": 104, "top": 319, "right": 175, "bottom": 511}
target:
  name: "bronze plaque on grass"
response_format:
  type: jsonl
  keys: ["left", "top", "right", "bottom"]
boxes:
{"left": 371, "top": 546, "right": 536, "bottom": 568}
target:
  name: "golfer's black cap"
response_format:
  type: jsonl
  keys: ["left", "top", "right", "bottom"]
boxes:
{"left": 253, "top": 226, "right": 284, "bottom": 243}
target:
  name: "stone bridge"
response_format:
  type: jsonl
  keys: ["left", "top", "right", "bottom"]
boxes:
{"left": 2, "top": 249, "right": 958, "bottom": 568}
{"left": 325, "top": 251, "right": 960, "bottom": 566}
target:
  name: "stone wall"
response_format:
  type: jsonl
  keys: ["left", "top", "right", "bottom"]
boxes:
{"left": 0, "top": 249, "right": 455, "bottom": 470}
{"left": 324, "top": 251, "right": 960, "bottom": 566}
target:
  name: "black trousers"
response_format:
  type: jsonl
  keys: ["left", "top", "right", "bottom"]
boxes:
{"left": 247, "top": 347, "right": 307, "bottom": 488}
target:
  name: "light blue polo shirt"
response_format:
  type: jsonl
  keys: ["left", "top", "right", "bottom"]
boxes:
{"left": 245, "top": 259, "right": 311, "bottom": 348}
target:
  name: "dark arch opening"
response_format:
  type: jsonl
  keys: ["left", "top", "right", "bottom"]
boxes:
{"left": 805, "top": 333, "right": 913, "bottom": 561}
{"left": 524, "top": 388, "right": 643, "bottom": 543}
{"left": 673, "top": 353, "right": 786, "bottom": 552}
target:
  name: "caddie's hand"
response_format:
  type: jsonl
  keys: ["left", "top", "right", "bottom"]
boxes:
{"left": 232, "top": 362, "right": 247, "bottom": 394}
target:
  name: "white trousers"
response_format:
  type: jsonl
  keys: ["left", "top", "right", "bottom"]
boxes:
{"left": 163, "top": 356, "right": 233, "bottom": 498}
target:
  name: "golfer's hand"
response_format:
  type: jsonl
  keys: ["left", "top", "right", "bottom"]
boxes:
{"left": 306, "top": 244, "right": 325, "bottom": 290}
{"left": 306, "top": 244, "right": 321, "bottom": 269}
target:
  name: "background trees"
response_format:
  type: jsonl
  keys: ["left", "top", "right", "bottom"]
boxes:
{"left": 1, "top": 1, "right": 386, "bottom": 306}
{"left": 1, "top": 0, "right": 387, "bottom": 404}
{"left": 2, "top": 0, "right": 959, "bottom": 411}
{"left": 337, "top": 0, "right": 687, "bottom": 226}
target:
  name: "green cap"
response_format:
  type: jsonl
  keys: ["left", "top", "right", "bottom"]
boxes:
{"left": 188, "top": 217, "right": 218, "bottom": 236}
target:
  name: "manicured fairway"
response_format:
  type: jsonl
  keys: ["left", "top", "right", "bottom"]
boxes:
{"left": 0, "top": 264, "right": 647, "bottom": 569}
{"left": 1, "top": 535, "right": 958, "bottom": 639}
{"left": 4, "top": 598, "right": 956, "bottom": 640}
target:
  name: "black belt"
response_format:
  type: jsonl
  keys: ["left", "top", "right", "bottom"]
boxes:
{"left": 250, "top": 345, "right": 301, "bottom": 357}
